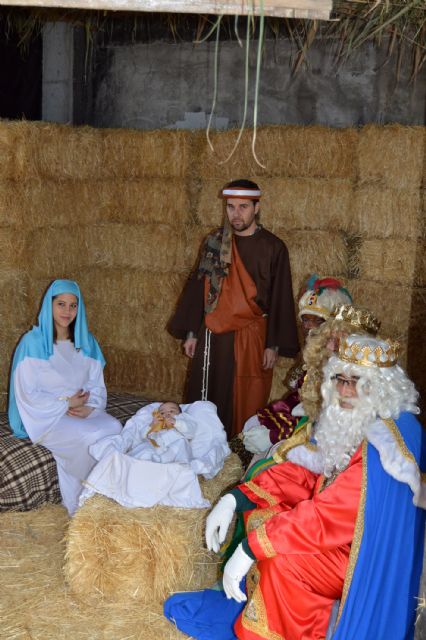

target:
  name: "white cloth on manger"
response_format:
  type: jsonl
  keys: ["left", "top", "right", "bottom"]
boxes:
{"left": 80, "top": 400, "right": 230, "bottom": 509}
{"left": 13, "top": 340, "right": 122, "bottom": 515}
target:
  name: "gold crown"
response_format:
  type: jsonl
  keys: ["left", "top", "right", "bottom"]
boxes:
{"left": 338, "top": 335, "right": 399, "bottom": 368}
{"left": 333, "top": 304, "right": 381, "bottom": 335}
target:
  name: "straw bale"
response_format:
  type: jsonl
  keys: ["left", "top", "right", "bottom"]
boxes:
{"left": 348, "top": 186, "right": 420, "bottom": 239}
{"left": 0, "top": 505, "right": 188, "bottom": 639}
{"left": 358, "top": 239, "right": 417, "bottom": 285}
{"left": 75, "top": 268, "right": 188, "bottom": 313}
{"left": 90, "top": 304, "right": 182, "bottom": 357}
{"left": 103, "top": 347, "right": 187, "bottom": 399}
{"left": 195, "top": 177, "right": 353, "bottom": 231}
{"left": 15, "top": 122, "right": 105, "bottom": 181}
{"left": 413, "top": 241, "right": 426, "bottom": 287}
{"left": 5, "top": 178, "right": 189, "bottom": 229}
{"left": 270, "top": 357, "right": 298, "bottom": 400}
{"left": 194, "top": 126, "right": 357, "bottom": 180}
{"left": 0, "top": 280, "right": 26, "bottom": 403}
{"left": 0, "top": 268, "right": 29, "bottom": 334}
{"left": 26, "top": 224, "right": 193, "bottom": 277}
{"left": 421, "top": 190, "right": 426, "bottom": 237}
{"left": 273, "top": 229, "right": 347, "bottom": 294}
{"left": 348, "top": 279, "right": 412, "bottom": 347}
{"left": 101, "top": 128, "right": 191, "bottom": 179}
{"left": 0, "top": 335, "right": 17, "bottom": 410}
{"left": 25, "top": 277, "right": 56, "bottom": 320}
{"left": 0, "top": 180, "right": 21, "bottom": 226}
{"left": 65, "top": 454, "right": 242, "bottom": 605}
{"left": 0, "top": 121, "right": 20, "bottom": 180}
{"left": 357, "top": 125, "right": 424, "bottom": 190}
{"left": 406, "top": 288, "right": 426, "bottom": 402}
{"left": 0, "top": 227, "right": 25, "bottom": 269}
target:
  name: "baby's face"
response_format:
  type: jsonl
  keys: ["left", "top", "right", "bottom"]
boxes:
{"left": 158, "top": 402, "right": 181, "bottom": 421}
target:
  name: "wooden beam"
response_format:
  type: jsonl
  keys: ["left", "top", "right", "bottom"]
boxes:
{"left": 0, "top": 0, "right": 332, "bottom": 20}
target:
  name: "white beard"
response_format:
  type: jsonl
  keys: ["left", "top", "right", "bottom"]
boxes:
{"left": 314, "top": 392, "right": 376, "bottom": 477}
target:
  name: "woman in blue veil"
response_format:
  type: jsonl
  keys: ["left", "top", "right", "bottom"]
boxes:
{"left": 9, "top": 279, "right": 122, "bottom": 514}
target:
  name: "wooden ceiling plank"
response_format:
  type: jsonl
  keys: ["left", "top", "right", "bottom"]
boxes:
{"left": 0, "top": 0, "right": 333, "bottom": 20}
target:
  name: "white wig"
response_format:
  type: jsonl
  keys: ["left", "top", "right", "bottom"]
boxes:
{"left": 321, "top": 356, "right": 419, "bottom": 420}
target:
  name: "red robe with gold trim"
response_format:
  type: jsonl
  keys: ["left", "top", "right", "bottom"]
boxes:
{"left": 235, "top": 448, "right": 363, "bottom": 640}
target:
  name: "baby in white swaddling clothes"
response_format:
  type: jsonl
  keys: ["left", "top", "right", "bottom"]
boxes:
{"left": 128, "top": 401, "right": 195, "bottom": 464}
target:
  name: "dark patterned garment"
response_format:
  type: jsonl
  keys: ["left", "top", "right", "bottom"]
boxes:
{"left": 0, "top": 393, "right": 149, "bottom": 512}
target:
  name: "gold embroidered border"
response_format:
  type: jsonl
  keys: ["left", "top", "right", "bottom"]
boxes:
{"left": 255, "top": 523, "right": 276, "bottom": 559}
{"left": 336, "top": 439, "right": 367, "bottom": 626}
{"left": 247, "top": 506, "right": 279, "bottom": 533}
{"left": 245, "top": 480, "right": 277, "bottom": 506}
{"left": 272, "top": 423, "right": 310, "bottom": 464}
{"left": 382, "top": 418, "right": 417, "bottom": 466}
{"left": 242, "top": 565, "right": 284, "bottom": 640}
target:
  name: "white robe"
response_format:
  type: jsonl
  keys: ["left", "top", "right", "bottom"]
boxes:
{"left": 13, "top": 340, "right": 122, "bottom": 514}
{"left": 80, "top": 400, "right": 230, "bottom": 509}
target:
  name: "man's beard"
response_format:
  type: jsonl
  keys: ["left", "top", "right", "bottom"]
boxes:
{"left": 314, "top": 392, "right": 376, "bottom": 477}
{"left": 230, "top": 216, "right": 256, "bottom": 232}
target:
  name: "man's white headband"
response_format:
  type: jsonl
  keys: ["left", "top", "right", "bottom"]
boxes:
{"left": 222, "top": 188, "right": 261, "bottom": 199}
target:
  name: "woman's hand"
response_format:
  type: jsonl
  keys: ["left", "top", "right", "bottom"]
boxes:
{"left": 67, "top": 405, "right": 94, "bottom": 418}
{"left": 67, "top": 389, "right": 90, "bottom": 408}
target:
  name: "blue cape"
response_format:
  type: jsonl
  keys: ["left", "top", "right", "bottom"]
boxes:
{"left": 331, "top": 412, "right": 426, "bottom": 640}
{"left": 8, "top": 279, "right": 105, "bottom": 438}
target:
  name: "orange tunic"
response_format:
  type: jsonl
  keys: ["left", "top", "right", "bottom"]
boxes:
{"left": 235, "top": 449, "right": 363, "bottom": 640}
{"left": 205, "top": 239, "right": 273, "bottom": 436}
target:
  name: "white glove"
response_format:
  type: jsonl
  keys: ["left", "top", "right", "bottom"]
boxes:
{"left": 205, "top": 493, "right": 236, "bottom": 553}
{"left": 243, "top": 425, "right": 271, "bottom": 454}
{"left": 223, "top": 543, "right": 254, "bottom": 602}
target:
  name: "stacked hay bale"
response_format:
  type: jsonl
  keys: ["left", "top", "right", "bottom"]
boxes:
{"left": 405, "top": 127, "right": 426, "bottom": 404}
{"left": 347, "top": 125, "right": 425, "bottom": 370}
{"left": 65, "top": 453, "right": 242, "bottom": 604}
{"left": 0, "top": 124, "right": 31, "bottom": 412}
{"left": 0, "top": 120, "right": 424, "bottom": 411}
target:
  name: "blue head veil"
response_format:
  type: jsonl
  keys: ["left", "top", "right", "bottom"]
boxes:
{"left": 8, "top": 279, "right": 106, "bottom": 438}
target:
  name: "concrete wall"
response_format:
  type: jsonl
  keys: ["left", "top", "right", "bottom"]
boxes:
{"left": 86, "top": 37, "right": 425, "bottom": 129}
{"left": 42, "top": 23, "right": 425, "bottom": 129}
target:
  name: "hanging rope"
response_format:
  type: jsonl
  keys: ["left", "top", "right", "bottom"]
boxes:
{"left": 218, "top": 14, "right": 251, "bottom": 164}
{"left": 201, "top": 327, "right": 212, "bottom": 401}
{"left": 205, "top": 15, "right": 223, "bottom": 153}
{"left": 252, "top": 0, "right": 266, "bottom": 168}
{"left": 204, "top": 2, "right": 266, "bottom": 168}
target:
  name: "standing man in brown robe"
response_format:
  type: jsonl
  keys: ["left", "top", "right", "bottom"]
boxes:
{"left": 168, "top": 179, "right": 299, "bottom": 439}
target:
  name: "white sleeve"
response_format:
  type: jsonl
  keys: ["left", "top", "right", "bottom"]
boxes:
{"left": 85, "top": 358, "right": 107, "bottom": 410}
{"left": 13, "top": 359, "right": 67, "bottom": 441}
{"left": 242, "top": 414, "right": 261, "bottom": 432}
{"left": 174, "top": 414, "right": 198, "bottom": 439}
